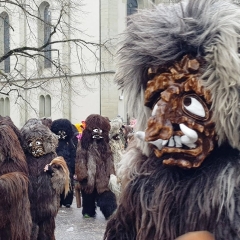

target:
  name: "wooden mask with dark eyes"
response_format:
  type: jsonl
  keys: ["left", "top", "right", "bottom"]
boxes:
{"left": 142, "top": 55, "right": 217, "bottom": 168}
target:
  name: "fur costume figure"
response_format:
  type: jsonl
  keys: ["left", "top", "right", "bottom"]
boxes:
{"left": 75, "top": 114, "right": 117, "bottom": 219}
{"left": 50, "top": 118, "right": 78, "bottom": 208}
{"left": 109, "top": 118, "right": 124, "bottom": 198}
{"left": 122, "top": 125, "right": 134, "bottom": 149}
{"left": 41, "top": 117, "right": 53, "bottom": 129}
{"left": 0, "top": 116, "right": 32, "bottom": 240}
{"left": 21, "top": 120, "right": 69, "bottom": 240}
{"left": 109, "top": 118, "right": 124, "bottom": 172}
{"left": 104, "top": 0, "right": 240, "bottom": 239}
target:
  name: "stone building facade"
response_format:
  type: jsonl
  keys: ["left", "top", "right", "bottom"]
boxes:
{"left": 0, "top": 0, "right": 180, "bottom": 127}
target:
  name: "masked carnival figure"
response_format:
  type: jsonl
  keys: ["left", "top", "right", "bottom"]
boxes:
{"left": 51, "top": 118, "right": 78, "bottom": 208}
{"left": 21, "top": 119, "right": 69, "bottom": 240}
{"left": 108, "top": 118, "right": 125, "bottom": 198}
{"left": 109, "top": 118, "right": 124, "bottom": 172}
{"left": 0, "top": 116, "right": 32, "bottom": 240}
{"left": 104, "top": 0, "right": 240, "bottom": 239}
{"left": 75, "top": 114, "right": 117, "bottom": 219}
{"left": 40, "top": 117, "right": 53, "bottom": 129}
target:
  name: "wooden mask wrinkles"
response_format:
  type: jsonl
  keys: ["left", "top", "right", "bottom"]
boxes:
{"left": 144, "top": 55, "right": 216, "bottom": 168}
{"left": 28, "top": 138, "right": 45, "bottom": 157}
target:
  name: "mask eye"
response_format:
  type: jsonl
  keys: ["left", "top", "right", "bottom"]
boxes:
{"left": 29, "top": 142, "right": 32, "bottom": 147}
{"left": 182, "top": 95, "right": 209, "bottom": 120}
{"left": 93, "top": 129, "right": 98, "bottom": 133}
{"left": 36, "top": 141, "right": 42, "bottom": 145}
{"left": 113, "top": 134, "right": 120, "bottom": 140}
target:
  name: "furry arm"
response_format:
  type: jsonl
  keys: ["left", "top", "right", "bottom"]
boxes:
{"left": 0, "top": 172, "right": 32, "bottom": 239}
{"left": 117, "top": 139, "right": 147, "bottom": 189}
{"left": 50, "top": 157, "right": 70, "bottom": 196}
{"left": 107, "top": 152, "right": 116, "bottom": 176}
{"left": 75, "top": 143, "right": 88, "bottom": 181}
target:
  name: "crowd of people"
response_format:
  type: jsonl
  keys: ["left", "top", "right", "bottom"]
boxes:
{"left": 1, "top": 114, "right": 212, "bottom": 240}
{"left": 0, "top": 113, "right": 135, "bottom": 240}
{"left": 3, "top": 0, "right": 240, "bottom": 239}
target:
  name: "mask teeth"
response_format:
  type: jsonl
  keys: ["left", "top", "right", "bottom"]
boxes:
{"left": 137, "top": 122, "right": 199, "bottom": 150}
{"left": 174, "top": 136, "right": 182, "bottom": 147}
{"left": 168, "top": 137, "right": 174, "bottom": 147}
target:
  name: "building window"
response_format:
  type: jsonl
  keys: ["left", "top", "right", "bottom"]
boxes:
{"left": 0, "top": 97, "right": 10, "bottom": 116}
{"left": 39, "top": 94, "right": 51, "bottom": 117}
{"left": 45, "top": 94, "right": 51, "bottom": 117}
{"left": 127, "top": 0, "right": 138, "bottom": 16}
{"left": 38, "top": 2, "right": 51, "bottom": 69}
{"left": 0, "top": 12, "right": 10, "bottom": 73}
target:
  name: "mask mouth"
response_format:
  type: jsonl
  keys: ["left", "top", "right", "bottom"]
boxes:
{"left": 31, "top": 148, "right": 44, "bottom": 157}
{"left": 92, "top": 135, "right": 103, "bottom": 139}
{"left": 138, "top": 123, "right": 198, "bottom": 151}
{"left": 136, "top": 120, "right": 216, "bottom": 168}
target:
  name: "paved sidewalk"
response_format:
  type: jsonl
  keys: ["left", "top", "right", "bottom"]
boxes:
{"left": 55, "top": 198, "right": 107, "bottom": 240}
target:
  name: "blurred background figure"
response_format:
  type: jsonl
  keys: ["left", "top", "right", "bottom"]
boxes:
{"left": 74, "top": 121, "right": 86, "bottom": 141}
{"left": 21, "top": 119, "right": 69, "bottom": 240}
{"left": 51, "top": 118, "right": 78, "bottom": 208}
{"left": 75, "top": 114, "right": 117, "bottom": 220}
{"left": 109, "top": 117, "right": 124, "bottom": 172}
{"left": 122, "top": 124, "right": 134, "bottom": 149}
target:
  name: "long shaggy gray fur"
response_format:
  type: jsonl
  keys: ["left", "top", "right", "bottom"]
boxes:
{"left": 21, "top": 121, "right": 58, "bottom": 154}
{"left": 115, "top": 0, "right": 240, "bottom": 152}
{"left": 104, "top": 144, "right": 240, "bottom": 240}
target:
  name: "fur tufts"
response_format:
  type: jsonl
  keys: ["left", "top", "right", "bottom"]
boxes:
{"left": 51, "top": 119, "right": 74, "bottom": 140}
{"left": 50, "top": 156, "right": 70, "bottom": 197}
{"left": 21, "top": 121, "right": 58, "bottom": 154}
{"left": 115, "top": 0, "right": 240, "bottom": 152}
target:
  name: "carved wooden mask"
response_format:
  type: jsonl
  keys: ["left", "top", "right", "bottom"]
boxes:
{"left": 143, "top": 55, "right": 216, "bottom": 168}
{"left": 28, "top": 138, "right": 45, "bottom": 157}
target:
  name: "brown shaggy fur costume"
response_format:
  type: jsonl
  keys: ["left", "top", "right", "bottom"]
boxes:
{"left": 0, "top": 117, "right": 32, "bottom": 240}
{"left": 104, "top": 0, "right": 240, "bottom": 239}
{"left": 21, "top": 120, "right": 69, "bottom": 240}
{"left": 75, "top": 114, "right": 117, "bottom": 219}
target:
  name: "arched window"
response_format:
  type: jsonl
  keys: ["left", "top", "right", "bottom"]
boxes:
{"left": 0, "top": 12, "right": 10, "bottom": 73}
{"left": 4, "top": 97, "right": 10, "bottom": 116}
{"left": 39, "top": 95, "right": 45, "bottom": 118}
{"left": 0, "top": 97, "right": 10, "bottom": 116}
{"left": 44, "top": 4, "right": 51, "bottom": 68}
{"left": 0, "top": 98, "right": 4, "bottom": 116}
{"left": 45, "top": 94, "right": 51, "bottom": 117}
{"left": 39, "top": 94, "right": 51, "bottom": 117}
{"left": 127, "top": 0, "right": 138, "bottom": 16}
{"left": 38, "top": 2, "right": 51, "bottom": 69}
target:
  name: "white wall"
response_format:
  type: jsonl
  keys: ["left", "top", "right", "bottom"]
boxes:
{"left": 0, "top": 0, "right": 137, "bottom": 127}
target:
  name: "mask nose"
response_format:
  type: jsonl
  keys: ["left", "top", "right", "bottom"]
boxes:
{"left": 145, "top": 100, "right": 173, "bottom": 142}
